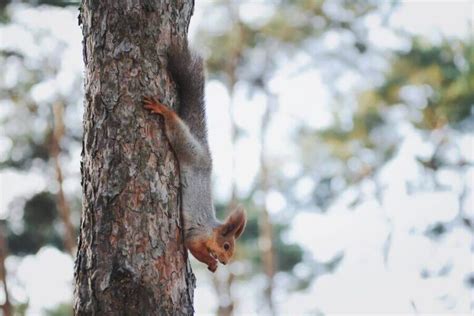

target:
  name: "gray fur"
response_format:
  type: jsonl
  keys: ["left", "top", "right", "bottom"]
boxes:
{"left": 165, "top": 43, "right": 220, "bottom": 240}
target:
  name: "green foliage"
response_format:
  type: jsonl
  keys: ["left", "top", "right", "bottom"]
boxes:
{"left": 7, "top": 192, "right": 64, "bottom": 255}
{"left": 0, "top": 6, "right": 82, "bottom": 258}
{"left": 23, "top": 192, "right": 57, "bottom": 227}
{"left": 201, "top": 4, "right": 386, "bottom": 303}
{"left": 378, "top": 38, "right": 473, "bottom": 130}
{"left": 201, "top": 0, "right": 378, "bottom": 88}
{"left": 0, "top": 0, "right": 78, "bottom": 14}
{"left": 13, "top": 302, "right": 29, "bottom": 316}
{"left": 0, "top": 133, "right": 52, "bottom": 170}
{"left": 44, "top": 303, "right": 73, "bottom": 316}
{"left": 291, "top": 37, "right": 473, "bottom": 211}
{"left": 273, "top": 223, "right": 303, "bottom": 272}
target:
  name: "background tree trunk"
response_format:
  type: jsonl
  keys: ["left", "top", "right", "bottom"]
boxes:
{"left": 74, "top": 1, "right": 196, "bottom": 315}
{"left": 259, "top": 87, "right": 277, "bottom": 315}
{"left": 52, "top": 101, "right": 77, "bottom": 255}
{"left": 0, "top": 222, "right": 12, "bottom": 316}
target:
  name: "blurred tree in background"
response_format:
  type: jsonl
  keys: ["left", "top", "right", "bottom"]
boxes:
{"left": 287, "top": 35, "right": 472, "bottom": 314}
{"left": 196, "top": 1, "right": 390, "bottom": 314}
{"left": 0, "top": 0, "right": 81, "bottom": 259}
{"left": 296, "top": 37, "right": 472, "bottom": 213}
{"left": 0, "top": 3, "right": 81, "bottom": 314}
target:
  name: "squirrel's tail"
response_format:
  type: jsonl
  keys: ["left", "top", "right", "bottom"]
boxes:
{"left": 167, "top": 41, "right": 207, "bottom": 143}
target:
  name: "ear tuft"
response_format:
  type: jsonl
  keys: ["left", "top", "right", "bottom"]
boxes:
{"left": 221, "top": 205, "right": 247, "bottom": 239}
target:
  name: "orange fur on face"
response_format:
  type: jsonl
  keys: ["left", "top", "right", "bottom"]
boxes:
{"left": 185, "top": 207, "right": 247, "bottom": 271}
{"left": 207, "top": 207, "right": 247, "bottom": 266}
{"left": 186, "top": 237, "right": 218, "bottom": 272}
{"left": 206, "top": 229, "right": 235, "bottom": 265}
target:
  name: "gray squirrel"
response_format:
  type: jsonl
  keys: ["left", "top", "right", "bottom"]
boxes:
{"left": 144, "top": 42, "right": 246, "bottom": 272}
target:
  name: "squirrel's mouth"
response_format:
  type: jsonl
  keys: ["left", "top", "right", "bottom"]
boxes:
{"left": 209, "top": 251, "right": 218, "bottom": 261}
{"left": 209, "top": 251, "right": 226, "bottom": 265}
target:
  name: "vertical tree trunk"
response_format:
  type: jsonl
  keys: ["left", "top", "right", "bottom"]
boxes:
{"left": 259, "top": 88, "right": 277, "bottom": 315}
{"left": 214, "top": 83, "right": 238, "bottom": 316}
{"left": 0, "top": 223, "right": 12, "bottom": 316}
{"left": 74, "top": 1, "right": 196, "bottom": 315}
{"left": 213, "top": 7, "right": 243, "bottom": 314}
{"left": 52, "top": 101, "right": 77, "bottom": 255}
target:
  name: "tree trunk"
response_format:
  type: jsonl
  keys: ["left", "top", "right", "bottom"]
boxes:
{"left": 52, "top": 101, "right": 77, "bottom": 255}
{"left": 0, "top": 222, "right": 12, "bottom": 316}
{"left": 259, "top": 88, "right": 277, "bottom": 315}
{"left": 214, "top": 82, "right": 238, "bottom": 316}
{"left": 74, "top": 1, "right": 196, "bottom": 315}
{"left": 212, "top": 9, "right": 243, "bottom": 313}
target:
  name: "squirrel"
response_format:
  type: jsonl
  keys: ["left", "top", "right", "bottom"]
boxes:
{"left": 143, "top": 42, "right": 247, "bottom": 272}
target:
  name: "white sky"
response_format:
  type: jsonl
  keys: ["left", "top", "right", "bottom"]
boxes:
{"left": 0, "top": 1, "right": 472, "bottom": 315}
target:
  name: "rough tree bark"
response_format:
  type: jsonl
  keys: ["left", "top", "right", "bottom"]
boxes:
{"left": 74, "top": 1, "right": 196, "bottom": 315}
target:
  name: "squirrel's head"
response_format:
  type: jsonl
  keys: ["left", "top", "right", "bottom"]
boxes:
{"left": 207, "top": 206, "right": 247, "bottom": 265}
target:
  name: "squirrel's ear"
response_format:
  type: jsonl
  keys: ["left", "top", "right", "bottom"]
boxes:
{"left": 221, "top": 206, "right": 247, "bottom": 239}
{"left": 233, "top": 207, "right": 246, "bottom": 239}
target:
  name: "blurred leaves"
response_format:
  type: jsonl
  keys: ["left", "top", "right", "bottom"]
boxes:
{"left": 44, "top": 303, "right": 73, "bottom": 316}
{"left": 0, "top": 0, "right": 77, "bottom": 13}
{"left": 0, "top": 3, "right": 82, "bottom": 266}
{"left": 378, "top": 38, "right": 474, "bottom": 130}
{"left": 7, "top": 192, "right": 65, "bottom": 255}
{"left": 201, "top": 0, "right": 380, "bottom": 90}
{"left": 287, "top": 37, "right": 473, "bottom": 211}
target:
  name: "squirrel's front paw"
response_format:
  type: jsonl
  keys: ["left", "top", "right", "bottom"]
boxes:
{"left": 207, "top": 261, "right": 218, "bottom": 272}
{"left": 143, "top": 96, "right": 167, "bottom": 115}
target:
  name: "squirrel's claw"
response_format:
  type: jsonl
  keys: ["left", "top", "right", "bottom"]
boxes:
{"left": 143, "top": 96, "right": 166, "bottom": 115}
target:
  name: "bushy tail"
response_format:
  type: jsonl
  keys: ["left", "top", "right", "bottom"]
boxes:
{"left": 167, "top": 41, "right": 207, "bottom": 143}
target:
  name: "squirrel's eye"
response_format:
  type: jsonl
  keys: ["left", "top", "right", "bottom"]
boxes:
{"left": 223, "top": 242, "right": 230, "bottom": 251}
